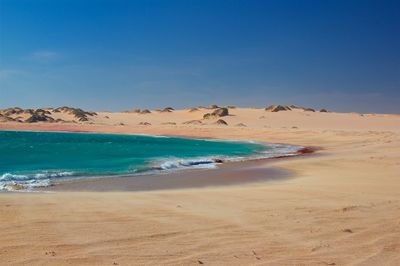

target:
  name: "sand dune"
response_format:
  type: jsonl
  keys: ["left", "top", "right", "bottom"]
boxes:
{"left": 0, "top": 107, "right": 399, "bottom": 265}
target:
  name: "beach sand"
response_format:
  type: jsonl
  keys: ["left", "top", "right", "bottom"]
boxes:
{"left": 0, "top": 107, "right": 400, "bottom": 265}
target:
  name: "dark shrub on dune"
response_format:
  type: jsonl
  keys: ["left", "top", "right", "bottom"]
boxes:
{"left": 70, "top": 109, "right": 91, "bottom": 122}
{"left": 2, "top": 107, "right": 24, "bottom": 116}
{"left": 265, "top": 105, "right": 292, "bottom": 112}
{"left": 182, "top": 120, "right": 203, "bottom": 125}
{"left": 235, "top": 123, "right": 247, "bottom": 127}
{"left": 288, "top": 105, "right": 317, "bottom": 112}
{"left": 203, "top": 113, "right": 212, "bottom": 119}
{"left": 203, "top": 108, "right": 229, "bottom": 119}
{"left": 53, "top": 106, "right": 97, "bottom": 122}
{"left": 35, "top": 109, "right": 51, "bottom": 115}
{"left": 212, "top": 107, "right": 229, "bottom": 117}
{"left": 0, "top": 114, "right": 18, "bottom": 122}
{"left": 25, "top": 113, "right": 54, "bottom": 123}
{"left": 24, "top": 109, "right": 34, "bottom": 115}
{"left": 53, "top": 106, "right": 70, "bottom": 113}
{"left": 214, "top": 119, "right": 228, "bottom": 125}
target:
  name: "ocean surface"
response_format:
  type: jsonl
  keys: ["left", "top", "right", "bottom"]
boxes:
{"left": 0, "top": 130, "right": 300, "bottom": 191}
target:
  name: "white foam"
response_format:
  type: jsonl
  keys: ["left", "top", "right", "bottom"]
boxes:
{"left": 157, "top": 158, "right": 218, "bottom": 170}
{"left": 153, "top": 143, "right": 303, "bottom": 172}
{"left": 0, "top": 171, "right": 74, "bottom": 192}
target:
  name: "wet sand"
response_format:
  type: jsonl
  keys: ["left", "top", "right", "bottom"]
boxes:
{"left": 46, "top": 159, "right": 293, "bottom": 192}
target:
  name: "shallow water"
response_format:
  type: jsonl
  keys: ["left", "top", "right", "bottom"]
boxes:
{"left": 0, "top": 130, "right": 299, "bottom": 191}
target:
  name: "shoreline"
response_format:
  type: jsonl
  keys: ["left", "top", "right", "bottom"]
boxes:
{"left": 1, "top": 129, "right": 314, "bottom": 192}
{"left": 43, "top": 159, "right": 291, "bottom": 192}
{"left": 42, "top": 148, "right": 317, "bottom": 192}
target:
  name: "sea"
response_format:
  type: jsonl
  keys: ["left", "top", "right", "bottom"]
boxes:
{"left": 0, "top": 130, "right": 300, "bottom": 191}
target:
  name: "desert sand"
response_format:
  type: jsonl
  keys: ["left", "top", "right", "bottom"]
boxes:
{"left": 0, "top": 106, "right": 400, "bottom": 265}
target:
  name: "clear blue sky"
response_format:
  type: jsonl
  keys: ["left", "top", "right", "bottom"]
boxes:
{"left": 0, "top": 0, "right": 399, "bottom": 113}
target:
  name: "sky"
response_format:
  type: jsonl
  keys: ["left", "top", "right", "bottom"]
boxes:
{"left": 0, "top": 0, "right": 399, "bottom": 113}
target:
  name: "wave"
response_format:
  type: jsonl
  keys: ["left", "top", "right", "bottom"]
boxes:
{"left": 259, "top": 143, "right": 302, "bottom": 158}
{"left": 154, "top": 158, "right": 219, "bottom": 171}
{"left": 151, "top": 143, "right": 302, "bottom": 171}
{"left": 0, "top": 171, "right": 74, "bottom": 181}
{"left": 0, "top": 171, "right": 74, "bottom": 192}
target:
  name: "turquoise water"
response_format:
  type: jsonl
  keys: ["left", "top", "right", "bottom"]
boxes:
{"left": 0, "top": 130, "right": 299, "bottom": 191}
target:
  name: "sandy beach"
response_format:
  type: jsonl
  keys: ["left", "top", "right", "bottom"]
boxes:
{"left": 1, "top": 107, "right": 400, "bottom": 265}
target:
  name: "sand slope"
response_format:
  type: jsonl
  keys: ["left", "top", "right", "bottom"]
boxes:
{"left": 0, "top": 107, "right": 400, "bottom": 265}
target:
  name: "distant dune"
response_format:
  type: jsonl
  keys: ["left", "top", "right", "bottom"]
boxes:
{"left": 1, "top": 105, "right": 398, "bottom": 131}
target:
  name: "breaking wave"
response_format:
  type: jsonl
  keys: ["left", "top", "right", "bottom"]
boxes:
{"left": 0, "top": 171, "right": 74, "bottom": 192}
